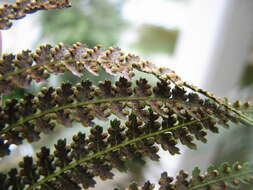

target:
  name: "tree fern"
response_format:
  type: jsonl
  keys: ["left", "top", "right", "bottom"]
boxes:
{"left": 0, "top": 1, "right": 253, "bottom": 190}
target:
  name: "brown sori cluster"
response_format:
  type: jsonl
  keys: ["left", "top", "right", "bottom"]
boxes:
{"left": 0, "top": 43, "right": 139, "bottom": 95}
{"left": 0, "top": 109, "right": 243, "bottom": 190}
{"left": 0, "top": 0, "right": 71, "bottom": 30}
{"left": 124, "top": 162, "right": 253, "bottom": 190}
{"left": 0, "top": 77, "right": 239, "bottom": 158}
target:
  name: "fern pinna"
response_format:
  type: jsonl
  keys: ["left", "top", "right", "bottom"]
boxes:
{"left": 0, "top": 1, "right": 253, "bottom": 190}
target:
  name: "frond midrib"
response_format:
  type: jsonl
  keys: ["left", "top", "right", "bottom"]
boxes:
{"left": 0, "top": 96, "right": 172, "bottom": 134}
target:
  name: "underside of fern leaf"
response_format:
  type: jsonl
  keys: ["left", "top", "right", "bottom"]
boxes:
{"left": 0, "top": 110, "right": 252, "bottom": 189}
{"left": 0, "top": 43, "right": 136, "bottom": 94}
{"left": 0, "top": 74, "right": 250, "bottom": 158}
{"left": 0, "top": 115, "right": 237, "bottom": 189}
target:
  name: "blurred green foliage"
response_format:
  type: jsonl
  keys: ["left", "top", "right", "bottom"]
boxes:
{"left": 133, "top": 24, "right": 179, "bottom": 55}
{"left": 40, "top": 0, "right": 125, "bottom": 47}
{"left": 2, "top": 88, "right": 26, "bottom": 102}
{"left": 240, "top": 63, "right": 253, "bottom": 89}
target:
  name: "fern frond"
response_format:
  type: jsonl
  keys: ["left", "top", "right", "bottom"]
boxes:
{"left": 0, "top": 43, "right": 137, "bottom": 94}
{"left": 134, "top": 61, "right": 253, "bottom": 127}
{"left": 1, "top": 42, "right": 252, "bottom": 128}
{"left": 0, "top": 112, "right": 239, "bottom": 190}
{"left": 126, "top": 162, "right": 253, "bottom": 190}
{"left": 0, "top": 0, "right": 71, "bottom": 30}
{"left": 0, "top": 77, "right": 242, "bottom": 158}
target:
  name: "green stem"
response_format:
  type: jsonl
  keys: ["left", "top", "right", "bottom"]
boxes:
{"left": 2, "top": 95, "right": 253, "bottom": 136}
{"left": 27, "top": 117, "right": 207, "bottom": 190}
{"left": 0, "top": 96, "right": 171, "bottom": 134}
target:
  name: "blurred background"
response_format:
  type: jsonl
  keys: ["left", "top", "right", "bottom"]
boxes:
{"left": 1, "top": 0, "right": 253, "bottom": 189}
